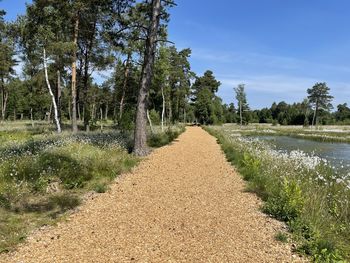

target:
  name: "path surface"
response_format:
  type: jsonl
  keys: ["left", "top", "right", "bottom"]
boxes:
{"left": 1, "top": 127, "right": 304, "bottom": 263}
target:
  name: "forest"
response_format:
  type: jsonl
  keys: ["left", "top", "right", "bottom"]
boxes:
{"left": 1, "top": 0, "right": 349, "bottom": 145}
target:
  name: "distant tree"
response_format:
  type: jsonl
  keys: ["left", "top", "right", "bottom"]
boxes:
{"left": 307, "top": 82, "right": 333, "bottom": 126}
{"left": 192, "top": 70, "right": 220, "bottom": 95}
{"left": 0, "top": 10, "right": 17, "bottom": 120}
{"left": 257, "top": 107, "right": 272, "bottom": 123}
{"left": 301, "top": 98, "right": 310, "bottom": 126}
{"left": 223, "top": 103, "right": 238, "bottom": 123}
{"left": 335, "top": 103, "right": 350, "bottom": 123}
{"left": 192, "top": 70, "right": 222, "bottom": 124}
{"left": 234, "top": 84, "right": 249, "bottom": 126}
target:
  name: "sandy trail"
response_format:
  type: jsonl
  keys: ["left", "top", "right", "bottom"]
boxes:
{"left": 1, "top": 127, "right": 304, "bottom": 262}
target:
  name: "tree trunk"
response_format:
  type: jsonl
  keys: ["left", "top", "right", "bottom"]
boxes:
{"left": 30, "top": 108, "right": 34, "bottom": 128}
{"left": 1, "top": 80, "right": 8, "bottom": 121}
{"left": 71, "top": 14, "right": 79, "bottom": 133}
{"left": 312, "top": 99, "right": 318, "bottom": 127}
{"left": 48, "top": 102, "right": 52, "bottom": 123}
{"left": 161, "top": 85, "right": 165, "bottom": 132}
{"left": 239, "top": 101, "right": 242, "bottom": 127}
{"left": 183, "top": 94, "right": 186, "bottom": 124}
{"left": 82, "top": 20, "right": 97, "bottom": 131}
{"left": 78, "top": 103, "right": 81, "bottom": 121}
{"left": 133, "top": 0, "right": 162, "bottom": 156}
{"left": 147, "top": 109, "right": 154, "bottom": 134}
{"left": 168, "top": 100, "right": 172, "bottom": 125}
{"left": 2, "top": 90, "right": 8, "bottom": 121}
{"left": 43, "top": 48, "right": 61, "bottom": 133}
{"left": 68, "top": 100, "right": 72, "bottom": 121}
{"left": 57, "top": 70, "right": 62, "bottom": 122}
{"left": 119, "top": 53, "right": 131, "bottom": 121}
{"left": 100, "top": 107, "right": 103, "bottom": 131}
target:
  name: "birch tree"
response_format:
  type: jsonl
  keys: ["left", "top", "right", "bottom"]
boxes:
{"left": 234, "top": 84, "right": 249, "bottom": 127}
{"left": 43, "top": 48, "right": 61, "bottom": 132}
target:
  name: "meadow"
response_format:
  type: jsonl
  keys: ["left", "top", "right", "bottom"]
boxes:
{"left": 0, "top": 120, "right": 184, "bottom": 253}
{"left": 206, "top": 124, "right": 350, "bottom": 262}
{"left": 235, "top": 123, "right": 350, "bottom": 143}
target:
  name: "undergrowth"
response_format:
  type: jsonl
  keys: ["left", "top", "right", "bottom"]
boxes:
{"left": 205, "top": 126, "right": 350, "bottom": 263}
{"left": 0, "top": 124, "right": 184, "bottom": 253}
{"left": 147, "top": 125, "right": 185, "bottom": 147}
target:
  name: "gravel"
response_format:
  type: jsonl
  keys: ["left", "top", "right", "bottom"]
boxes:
{"left": 1, "top": 127, "right": 306, "bottom": 262}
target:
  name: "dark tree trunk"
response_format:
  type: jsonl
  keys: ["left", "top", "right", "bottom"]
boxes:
{"left": 57, "top": 70, "right": 62, "bottom": 122}
{"left": 71, "top": 14, "right": 79, "bottom": 133}
{"left": 133, "top": 0, "right": 162, "bottom": 156}
{"left": 312, "top": 99, "right": 318, "bottom": 127}
{"left": 82, "top": 21, "right": 97, "bottom": 131}
{"left": 1, "top": 80, "right": 8, "bottom": 121}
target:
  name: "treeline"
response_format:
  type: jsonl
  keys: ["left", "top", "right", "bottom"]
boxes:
{"left": 228, "top": 82, "right": 350, "bottom": 126}
{"left": 0, "top": 0, "right": 186, "bottom": 129}
{"left": 0, "top": 1, "right": 229, "bottom": 133}
{"left": 0, "top": 0, "right": 349, "bottom": 145}
{"left": 252, "top": 101, "right": 350, "bottom": 126}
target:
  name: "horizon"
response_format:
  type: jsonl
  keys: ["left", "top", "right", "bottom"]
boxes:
{"left": 1, "top": 0, "right": 350, "bottom": 109}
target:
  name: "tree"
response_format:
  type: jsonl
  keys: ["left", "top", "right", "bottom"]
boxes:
{"left": 335, "top": 103, "right": 350, "bottom": 123}
{"left": 307, "top": 82, "right": 333, "bottom": 126}
{"left": 0, "top": 10, "right": 16, "bottom": 120}
{"left": 133, "top": 0, "right": 163, "bottom": 156}
{"left": 234, "top": 84, "right": 249, "bottom": 126}
{"left": 71, "top": 7, "right": 79, "bottom": 133}
{"left": 192, "top": 70, "right": 222, "bottom": 124}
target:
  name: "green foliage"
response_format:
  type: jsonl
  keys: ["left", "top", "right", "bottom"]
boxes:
{"left": 92, "top": 182, "right": 108, "bottom": 193}
{"left": 234, "top": 84, "right": 250, "bottom": 125}
{"left": 149, "top": 109, "right": 160, "bottom": 125}
{"left": 0, "top": 128, "right": 139, "bottom": 252}
{"left": 275, "top": 231, "right": 288, "bottom": 243}
{"left": 192, "top": 71, "right": 224, "bottom": 125}
{"left": 48, "top": 193, "right": 81, "bottom": 212}
{"left": 147, "top": 126, "right": 185, "bottom": 148}
{"left": 263, "top": 179, "right": 304, "bottom": 222}
{"left": 205, "top": 126, "right": 350, "bottom": 261}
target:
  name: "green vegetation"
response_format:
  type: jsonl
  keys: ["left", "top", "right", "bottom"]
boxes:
{"left": 147, "top": 125, "right": 185, "bottom": 147}
{"left": 206, "top": 126, "right": 350, "bottom": 262}
{"left": 275, "top": 231, "right": 289, "bottom": 243}
{"left": 0, "top": 121, "right": 184, "bottom": 253}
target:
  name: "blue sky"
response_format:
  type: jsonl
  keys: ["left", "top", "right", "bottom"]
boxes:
{"left": 2, "top": 0, "right": 350, "bottom": 109}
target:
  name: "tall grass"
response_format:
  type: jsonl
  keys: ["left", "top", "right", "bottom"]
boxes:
{"left": 206, "top": 126, "right": 350, "bottom": 262}
{"left": 0, "top": 123, "right": 185, "bottom": 253}
{"left": 0, "top": 130, "right": 137, "bottom": 253}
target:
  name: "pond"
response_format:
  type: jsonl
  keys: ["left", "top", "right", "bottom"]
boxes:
{"left": 254, "top": 135, "right": 350, "bottom": 174}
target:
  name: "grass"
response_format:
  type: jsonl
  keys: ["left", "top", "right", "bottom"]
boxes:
{"left": 205, "top": 126, "right": 350, "bottom": 262}
{"left": 275, "top": 231, "right": 289, "bottom": 243}
{"left": 0, "top": 121, "right": 185, "bottom": 253}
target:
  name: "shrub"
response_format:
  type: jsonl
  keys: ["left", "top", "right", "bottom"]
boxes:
{"left": 263, "top": 179, "right": 304, "bottom": 222}
{"left": 275, "top": 231, "right": 288, "bottom": 243}
{"left": 92, "top": 183, "right": 108, "bottom": 193}
{"left": 48, "top": 193, "right": 81, "bottom": 212}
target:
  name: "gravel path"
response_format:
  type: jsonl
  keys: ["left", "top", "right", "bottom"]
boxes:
{"left": 1, "top": 127, "right": 304, "bottom": 262}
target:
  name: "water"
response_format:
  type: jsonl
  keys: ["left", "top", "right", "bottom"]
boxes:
{"left": 254, "top": 136, "right": 350, "bottom": 174}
